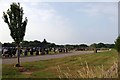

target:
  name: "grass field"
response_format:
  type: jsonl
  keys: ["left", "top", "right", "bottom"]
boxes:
{"left": 2, "top": 49, "right": 118, "bottom": 79}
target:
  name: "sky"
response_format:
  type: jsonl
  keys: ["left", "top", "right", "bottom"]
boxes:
{"left": 0, "top": 0, "right": 118, "bottom": 45}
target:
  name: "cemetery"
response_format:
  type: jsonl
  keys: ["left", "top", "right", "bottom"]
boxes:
{"left": 1, "top": 40, "right": 113, "bottom": 58}
{"left": 1, "top": 2, "right": 119, "bottom": 79}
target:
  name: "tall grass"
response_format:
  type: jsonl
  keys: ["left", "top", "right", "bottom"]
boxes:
{"left": 56, "top": 60, "right": 118, "bottom": 78}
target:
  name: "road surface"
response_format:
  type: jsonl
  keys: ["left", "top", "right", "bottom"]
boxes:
{"left": 2, "top": 51, "right": 95, "bottom": 64}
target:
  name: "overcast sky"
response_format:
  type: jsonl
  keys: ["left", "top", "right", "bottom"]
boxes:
{"left": 0, "top": 0, "right": 118, "bottom": 45}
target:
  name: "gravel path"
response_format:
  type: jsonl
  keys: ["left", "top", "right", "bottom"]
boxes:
{"left": 2, "top": 51, "right": 94, "bottom": 64}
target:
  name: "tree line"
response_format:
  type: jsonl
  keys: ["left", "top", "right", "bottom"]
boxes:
{"left": 1, "top": 39, "right": 115, "bottom": 49}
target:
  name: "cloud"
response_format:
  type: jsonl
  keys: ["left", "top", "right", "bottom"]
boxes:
{"left": 0, "top": 2, "right": 71, "bottom": 44}
{"left": 0, "top": 0, "right": 119, "bottom": 2}
{"left": 0, "top": 2, "right": 117, "bottom": 45}
{"left": 76, "top": 2, "right": 118, "bottom": 31}
{"left": 0, "top": 1, "right": 14, "bottom": 43}
{"left": 77, "top": 2, "right": 117, "bottom": 18}
{"left": 21, "top": 2, "right": 72, "bottom": 44}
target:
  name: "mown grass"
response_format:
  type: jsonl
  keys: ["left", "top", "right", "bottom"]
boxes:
{"left": 2, "top": 49, "right": 118, "bottom": 79}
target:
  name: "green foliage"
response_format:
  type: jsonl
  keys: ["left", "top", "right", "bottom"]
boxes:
{"left": 90, "top": 43, "right": 97, "bottom": 48}
{"left": 2, "top": 2, "right": 28, "bottom": 45}
{"left": 2, "top": 2, "right": 28, "bottom": 66}
{"left": 90, "top": 43, "right": 115, "bottom": 48}
{"left": 2, "top": 43, "right": 16, "bottom": 47}
{"left": 79, "top": 44, "right": 88, "bottom": 48}
{"left": 97, "top": 43, "right": 106, "bottom": 48}
{"left": 115, "top": 36, "right": 120, "bottom": 53}
{"left": 105, "top": 44, "right": 115, "bottom": 48}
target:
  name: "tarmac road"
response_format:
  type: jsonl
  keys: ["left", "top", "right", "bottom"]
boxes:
{"left": 2, "top": 51, "right": 95, "bottom": 64}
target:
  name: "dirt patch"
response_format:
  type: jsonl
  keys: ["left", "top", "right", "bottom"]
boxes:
{"left": 21, "top": 71, "right": 32, "bottom": 75}
{"left": 18, "top": 66, "right": 27, "bottom": 72}
{"left": 18, "top": 66, "right": 33, "bottom": 75}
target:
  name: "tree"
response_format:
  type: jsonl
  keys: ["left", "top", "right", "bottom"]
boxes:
{"left": 0, "top": 42, "right": 2, "bottom": 48}
{"left": 21, "top": 40, "right": 29, "bottom": 47}
{"left": 41, "top": 39, "right": 47, "bottom": 55}
{"left": 105, "top": 44, "right": 115, "bottom": 48}
{"left": 115, "top": 36, "right": 120, "bottom": 53}
{"left": 79, "top": 44, "right": 88, "bottom": 48}
{"left": 34, "top": 40, "right": 41, "bottom": 47}
{"left": 90, "top": 43, "right": 97, "bottom": 48}
{"left": 97, "top": 43, "right": 106, "bottom": 48}
{"left": 90, "top": 43, "right": 97, "bottom": 53}
{"left": 2, "top": 2, "right": 28, "bottom": 67}
{"left": 2, "top": 43, "right": 16, "bottom": 47}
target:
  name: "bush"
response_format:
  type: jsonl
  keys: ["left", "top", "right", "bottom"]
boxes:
{"left": 115, "top": 36, "right": 120, "bottom": 53}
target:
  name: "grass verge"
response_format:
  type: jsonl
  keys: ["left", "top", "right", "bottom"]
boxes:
{"left": 2, "top": 49, "right": 118, "bottom": 79}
